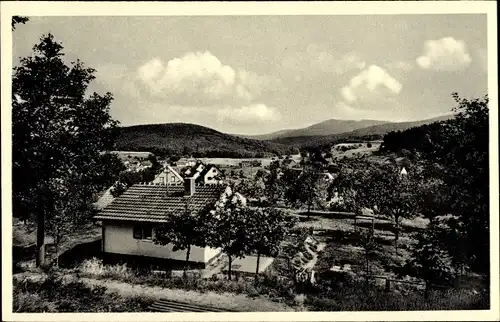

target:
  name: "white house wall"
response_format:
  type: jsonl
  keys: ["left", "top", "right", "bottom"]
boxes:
{"left": 103, "top": 221, "right": 220, "bottom": 263}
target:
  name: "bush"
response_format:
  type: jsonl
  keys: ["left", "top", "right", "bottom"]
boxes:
{"left": 13, "top": 274, "right": 154, "bottom": 312}
{"left": 79, "top": 258, "right": 134, "bottom": 280}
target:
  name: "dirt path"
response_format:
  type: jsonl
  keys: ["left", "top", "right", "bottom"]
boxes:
{"left": 82, "top": 278, "right": 295, "bottom": 312}
{"left": 13, "top": 272, "right": 296, "bottom": 312}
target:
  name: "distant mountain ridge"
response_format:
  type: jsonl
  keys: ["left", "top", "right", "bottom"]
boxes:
{"left": 268, "top": 114, "right": 455, "bottom": 147}
{"left": 239, "top": 115, "right": 453, "bottom": 143}
{"left": 240, "top": 119, "right": 389, "bottom": 140}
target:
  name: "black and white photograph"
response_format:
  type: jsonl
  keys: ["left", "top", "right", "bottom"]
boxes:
{"left": 2, "top": 1, "right": 498, "bottom": 321}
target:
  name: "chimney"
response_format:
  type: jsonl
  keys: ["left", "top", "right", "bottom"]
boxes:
{"left": 184, "top": 177, "right": 196, "bottom": 196}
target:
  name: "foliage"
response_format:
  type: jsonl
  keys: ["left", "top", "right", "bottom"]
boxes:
{"left": 263, "top": 161, "right": 283, "bottom": 204}
{"left": 357, "top": 227, "right": 379, "bottom": 274}
{"left": 403, "top": 228, "right": 457, "bottom": 296}
{"left": 382, "top": 93, "right": 489, "bottom": 274}
{"left": 246, "top": 208, "right": 296, "bottom": 275}
{"left": 282, "top": 163, "right": 329, "bottom": 214}
{"left": 210, "top": 196, "right": 253, "bottom": 280}
{"left": 12, "top": 34, "right": 120, "bottom": 266}
{"left": 13, "top": 275, "right": 153, "bottom": 312}
{"left": 12, "top": 16, "right": 29, "bottom": 30}
{"left": 154, "top": 202, "right": 216, "bottom": 271}
{"left": 235, "top": 177, "right": 265, "bottom": 201}
{"left": 330, "top": 160, "right": 421, "bottom": 254}
{"left": 110, "top": 154, "right": 163, "bottom": 197}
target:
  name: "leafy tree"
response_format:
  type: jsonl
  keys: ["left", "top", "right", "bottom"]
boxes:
{"left": 331, "top": 161, "right": 420, "bottom": 255}
{"left": 210, "top": 197, "right": 252, "bottom": 280}
{"left": 428, "top": 94, "right": 489, "bottom": 274}
{"left": 392, "top": 93, "right": 489, "bottom": 274}
{"left": 362, "top": 163, "right": 421, "bottom": 255}
{"left": 247, "top": 208, "right": 296, "bottom": 278}
{"left": 263, "top": 161, "right": 283, "bottom": 204}
{"left": 154, "top": 201, "right": 214, "bottom": 272}
{"left": 426, "top": 215, "right": 469, "bottom": 274}
{"left": 12, "top": 16, "right": 29, "bottom": 30}
{"left": 357, "top": 227, "right": 379, "bottom": 275}
{"left": 235, "top": 177, "right": 264, "bottom": 201}
{"left": 182, "top": 146, "right": 194, "bottom": 156}
{"left": 404, "top": 228, "right": 457, "bottom": 298}
{"left": 288, "top": 163, "right": 328, "bottom": 216}
{"left": 12, "top": 34, "right": 119, "bottom": 267}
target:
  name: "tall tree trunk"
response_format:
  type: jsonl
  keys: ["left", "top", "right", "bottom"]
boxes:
{"left": 54, "top": 236, "right": 59, "bottom": 268}
{"left": 36, "top": 199, "right": 46, "bottom": 268}
{"left": 227, "top": 255, "right": 232, "bottom": 281}
{"left": 365, "top": 250, "right": 369, "bottom": 274}
{"left": 184, "top": 244, "right": 191, "bottom": 274}
{"left": 394, "top": 215, "right": 400, "bottom": 256}
{"left": 255, "top": 251, "right": 261, "bottom": 280}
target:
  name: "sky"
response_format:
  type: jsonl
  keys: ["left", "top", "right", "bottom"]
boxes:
{"left": 12, "top": 15, "right": 488, "bottom": 135}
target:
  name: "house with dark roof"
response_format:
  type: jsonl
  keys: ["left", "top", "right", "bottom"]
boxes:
{"left": 181, "top": 161, "right": 223, "bottom": 185}
{"left": 94, "top": 179, "right": 242, "bottom": 267}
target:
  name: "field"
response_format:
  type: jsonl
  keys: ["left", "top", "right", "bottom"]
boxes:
{"left": 331, "top": 142, "right": 381, "bottom": 159}
{"left": 111, "top": 151, "right": 152, "bottom": 161}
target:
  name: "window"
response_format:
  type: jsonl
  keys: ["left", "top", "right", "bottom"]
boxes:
{"left": 133, "top": 224, "right": 153, "bottom": 240}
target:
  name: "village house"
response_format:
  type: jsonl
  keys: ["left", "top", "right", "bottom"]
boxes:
{"left": 175, "top": 159, "right": 197, "bottom": 167}
{"left": 181, "top": 161, "right": 223, "bottom": 185}
{"left": 94, "top": 179, "right": 245, "bottom": 268}
{"left": 152, "top": 164, "right": 184, "bottom": 184}
{"left": 281, "top": 158, "right": 299, "bottom": 169}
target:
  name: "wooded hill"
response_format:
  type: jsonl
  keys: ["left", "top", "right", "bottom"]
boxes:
{"left": 115, "top": 123, "right": 299, "bottom": 158}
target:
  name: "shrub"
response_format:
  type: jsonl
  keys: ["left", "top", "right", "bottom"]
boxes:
{"left": 79, "top": 258, "right": 134, "bottom": 280}
{"left": 13, "top": 292, "right": 58, "bottom": 313}
{"left": 13, "top": 274, "right": 154, "bottom": 312}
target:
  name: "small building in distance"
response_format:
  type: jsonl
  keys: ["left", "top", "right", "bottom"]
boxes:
{"left": 239, "top": 160, "right": 262, "bottom": 168}
{"left": 281, "top": 158, "right": 299, "bottom": 169}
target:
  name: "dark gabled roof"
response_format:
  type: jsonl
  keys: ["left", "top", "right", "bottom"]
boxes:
{"left": 198, "top": 164, "right": 220, "bottom": 178}
{"left": 94, "top": 183, "right": 226, "bottom": 223}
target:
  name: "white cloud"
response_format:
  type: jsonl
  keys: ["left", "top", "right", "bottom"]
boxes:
{"left": 136, "top": 52, "right": 279, "bottom": 105}
{"left": 340, "top": 65, "right": 402, "bottom": 103}
{"left": 416, "top": 37, "right": 472, "bottom": 71}
{"left": 217, "top": 104, "right": 281, "bottom": 124}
